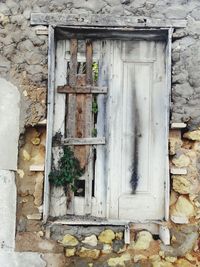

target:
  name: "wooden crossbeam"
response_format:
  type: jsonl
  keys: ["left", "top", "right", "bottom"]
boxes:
{"left": 63, "top": 137, "right": 106, "bottom": 145}
{"left": 57, "top": 85, "right": 108, "bottom": 94}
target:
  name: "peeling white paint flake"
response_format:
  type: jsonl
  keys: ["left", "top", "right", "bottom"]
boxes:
{"left": 0, "top": 78, "right": 20, "bottom": 170}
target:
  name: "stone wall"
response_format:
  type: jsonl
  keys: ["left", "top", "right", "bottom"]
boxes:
{"left": 1, "top": 0, "right": 200, "bottom": 266}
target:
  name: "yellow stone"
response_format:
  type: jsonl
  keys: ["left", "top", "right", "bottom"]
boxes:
{"left": 170, "top": 190, "right": 178, "bottom": 206}
{"left": 88, "top": 264, "right": 93, "bottom": 267}
{"left": 102, "top": 244, "right": 112, "bottom": 254}
{"left": 183, "top": 130, "right": 200, "bottom": 141}
{"left": 17, "top": 169, "right": 25, "bottom": 178}
{"left": 77, "top": 247, "right": 100, "bottom": 259}
{"left": 107, "top": 253, "right": 131, "bottom": 267}
{"left": 149, "top": 255, "right": 161, "bottom": 262}
{"left": 65, "top": 248, "right": 76, "bottom": 257}
{"left": 22, "top": 149, "right": 31, "bottom": 161}
{"left": 172, "top": 176, "right": 191, "bottom": 194}
{"left": 98, "top": 229, "right": 115, "bottom": 244}
{"left": 159, "top": 251, "right": 165, "bottom": 258}
{"left": 169, "top": 137, "right": 183, "bottom": 155}
{"left": 115, "top": 232, "right": 123, "bottom": 240}
{"left": 152, "top": 260, "right": 174, "bottom": 267}
{"left": 185, "top": 253, "right": 196, "bottom": 262}
{"left": 0, "top": 13, "right": 9, "bottom": 25}
{"left": 82, "top": 235, "right": 98, "bottom": 247}
{"left": 172, "top": 196, "right": 195, "bottom": 218}
{"left": 172, "top": 154, "right": 190, "bottom": 167}
{"left": 165, "top": 256, "right": 177, "bottom": 263}
{"left": 133, "top": 254, "right": 147, "bottom": 262}
{"left": 61, "top": 234, "right": 79, "bottom": 247}
{"left": 175, "top": 258, "right": 195, "bottom": 267}
{"left": 133, "top": 231, "right": 153, "bottom": 250}
{"left": 31, "top": 137, "right": 41, "bottom": 145}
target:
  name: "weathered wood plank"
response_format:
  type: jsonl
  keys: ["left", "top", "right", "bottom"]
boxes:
{"left": 69, "top": 39, "right": 78, "bottom": 86}
{"left": 84, "top": 39, "right": 93, "bottom": 215}
{"left": 43, "top": 25, "right": 55, "bottom": 223}
{"left": 86, "top": 39, "right": 93, "bottom": 85}
{"left": 63, "top": 137, "right": 105, "bottom": 145}
{"left": 57, "top": 85, "right": 108, "bottom": 94}
{"left": 50, "top": 39, "right": 68, "bottom": 218}
{"left": 66, "top": 39, "right": 78, "bottom": 215}
{"left": 165, "top": 28, "right": 173, "bottom": 221}
{"left": 94, "top": 40, "right": 109, "bottom": 218}
{"left": 31, "top": 13, "right": 187, "bottom": 28}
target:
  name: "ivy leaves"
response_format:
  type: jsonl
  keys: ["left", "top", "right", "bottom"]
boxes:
{"left": 49, "top": 147, "right": 84, "bottom": 190}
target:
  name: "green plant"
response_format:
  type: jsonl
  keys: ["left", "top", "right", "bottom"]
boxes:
{"left": 92, "top": 62, "right": 99, "bottom": 82}
{"left": 92, "top": 98, "right": 98, "bottom": 114}
{"left": 92, "top": 128, "right": 97, "bottom": 137}
{"left": 49, "top": 147, "right": 84, "bottom": 191}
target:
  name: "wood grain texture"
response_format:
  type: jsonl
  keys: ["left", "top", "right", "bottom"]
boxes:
{"left": 57, "top": 85, "right": 107, "bottom": 94}
{"left": 43, "top": 25, "right": 55, "bottom": 222}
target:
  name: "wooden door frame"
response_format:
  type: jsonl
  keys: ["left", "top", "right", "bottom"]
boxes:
{"left": 43, "top": 26, "right": 173, "bottom": 226}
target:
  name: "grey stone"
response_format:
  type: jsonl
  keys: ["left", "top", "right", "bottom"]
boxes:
{"left": 0, "top": 3, "right": 10, "bottom": 15}
{"left": 161, "top": 231, "right": 198, "bottom": 257}
{"left": 18, "top": 39, "right": 34, "bottom": 52}
{"left": 0, "top": 55, "right": 11, "bottom": 70}
{"left": 6, "top": 0, "right": 19, "bottom": 15}
{"left": 164, "top": 6, "right": 188, "bottom": 19}
{"left": 121, "top": 0, "right": 130, "bottom": 4}
{"left": 112, "top": 240, "right": 125, "bottom": 253}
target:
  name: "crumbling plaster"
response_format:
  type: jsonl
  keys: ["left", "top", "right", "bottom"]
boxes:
{"left": 1, "top": 0, "right": 200, "bottom": 266}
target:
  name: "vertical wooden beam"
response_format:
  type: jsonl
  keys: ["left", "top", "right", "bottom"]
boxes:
{"left": 43, "top": 25, "right": 55, "bottom": 223}
{"left": 66, "top": 38, "right": 78, "bottom": 214}
{"left": 84, "top": 39, "right": 93, "bottom": 214}
{"left": 164, "top": 28, "right": 173, "bottom": 221}
{"left": 95, "top": 40, "right": 109, "bottom": 217}
{"left": 86, "top": 39, "right": 93, "bottom": 85}
{"left": 69, "top": 39, "right": 78, "bottom": 87}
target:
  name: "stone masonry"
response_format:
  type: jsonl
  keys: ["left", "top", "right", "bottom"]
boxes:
{"left": 1, "top": 0, "right": 200, "bottom": 266}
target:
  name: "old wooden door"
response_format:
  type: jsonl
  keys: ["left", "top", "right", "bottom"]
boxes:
{"left": 107, "top": 40, "right": 168, "bottom": 221}
{"left": 51, "top": 36, "right": 168, "bottom": 221}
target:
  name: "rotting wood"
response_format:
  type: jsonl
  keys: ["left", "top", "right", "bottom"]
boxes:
{"left": 57, "top": 85, "right": 108, "bottom": 94}
{"left": 62, "top": 137, "right": 106, "bottom": 146}
{"left": 69, "top": 39, "right": 78, "bottom": 87}
{"left": 31, "top": 13, "right": 187, "bottom": 28}
{"left": 86, "top": 39, "right": 93, "bottom": 85}
{"left": 66, "top": 38, "right": 78, "bottom": 214}
{"left": 84, "top": 39, "right": 94, "bottom": 215}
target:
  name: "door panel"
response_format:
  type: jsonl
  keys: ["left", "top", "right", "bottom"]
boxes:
{"left": 108, "top": 40, "right": 167, "bottom": 221}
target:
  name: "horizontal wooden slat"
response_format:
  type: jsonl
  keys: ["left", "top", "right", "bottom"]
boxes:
{"left": 57, "top": 85, "right": 108, "bottom": 94}
{"left": 31, "top": 13, "right": 187, "bottom": 28}
{"left": 63, "top": 137, "right": 106, "bottom": 145}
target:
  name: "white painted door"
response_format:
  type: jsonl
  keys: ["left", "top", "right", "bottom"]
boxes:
{"left": 107, "top": 40, "right": 168, "bottom": 221}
